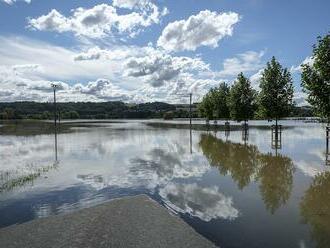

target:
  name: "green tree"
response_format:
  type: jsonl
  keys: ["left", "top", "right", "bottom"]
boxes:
{"left": 198, "top": 92, "right": 214, "bottom": 120}
{"left": 213, "top": 83, "right": 230, "bottom": 120}
{"left": 3, "top": 108, "right": 17, "bottom": 119}
{"left": 62, "top": 111, "right": 80, "bottom": 119}
{"left": 0, "top": 112, "right": 8, "bottom": 120}
{"left": 69, "top": 111, "right": 80, "bottom": 119}
{"left": 41, "top": 111, "right": 52, "bottom": 120}
{"left": 228, "top": 73, "right": 257, "bottom": 124}
{"left": 258, "top": 57, "right": 294, "bottom": 127}
{"left": 163, "top": 111, "right": 174, "bottom": 120}
{"left": 301, "top": 34, "right": 330, "bottom": 123}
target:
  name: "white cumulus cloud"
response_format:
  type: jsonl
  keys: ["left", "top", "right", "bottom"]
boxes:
{"left": 1, "top": 0, "right": 31, "bottom": 4}
{"left": 113, "top": 0, "right": 142, "bottom": 9}
{"left": 157, "top": 10, "right": 240, "bottom": 52}
{"left": 218, "top": 50, "right": 265, "bottom": 77}
{"left": 28, "top": 3, "right": 167, "bottom": 39}
{"left": 0, "top": 36, "right": 216, "bottom": 103}
{"left": 125, "top": 50, "right": 210, "bottom": 87}
{"left": 290, "top": 56, "right": 314, "bottom": 73}
{"left": 249, "top": 69, "right": 264, "bottom": 90}
{"left": 293, "top": 91, "right": 309, "bottom": 106}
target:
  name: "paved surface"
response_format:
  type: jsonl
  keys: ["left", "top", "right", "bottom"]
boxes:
{"left": 0, "top": 195, "right": 217, "bottom": 248}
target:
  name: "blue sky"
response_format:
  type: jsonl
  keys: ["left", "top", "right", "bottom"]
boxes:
{"left": 0, "top": 0, "right": 329, "bottom": 104}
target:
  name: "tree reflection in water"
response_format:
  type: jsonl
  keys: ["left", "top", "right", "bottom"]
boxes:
{"left": 257, "top": 153, "right": 294, "bottom": 214}
{"left": 199, "top": 133, "right": 259, "bottom": 189}
{"left": 300, "top": 171, "right": 330, "bottom": 248}
{"left": 199, "top": 133, "right": 295, "bottom": 214}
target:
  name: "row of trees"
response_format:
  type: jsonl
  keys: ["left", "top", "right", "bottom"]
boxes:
{"left": 0, "top": 108, "right": 80, "bottom": 120}
{"left": 199, "top": 56, "right": 294, "bottom": 125}
{"left": 0, "top": 108, "right": 21, "bottom": 120}
{"left": 199, "top": 33, "right": 329, "bottom": 124}
{"left": 0, "top": 102, "right": 177, "bottom": 120}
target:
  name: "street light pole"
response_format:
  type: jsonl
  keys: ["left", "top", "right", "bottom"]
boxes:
{"left": 176, "top": 92, "right": 193, "bottom": 125}
{"left": 51, "top": 84, "right": 58, "bottom": 130}
{"left": 51, "top": 84, "right": 58, "bottom": 162}
{"left": 189, "top": 93, "right": 192, "bottom": 127}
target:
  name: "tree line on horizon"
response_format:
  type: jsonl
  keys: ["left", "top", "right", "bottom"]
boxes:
{"left": 0, "top": 101, "right": 186, "bottom": 120}
{"left": 0, "top": 99, "right": 312, "bottom": 121}
{"left": 198, "top": 33, "right": 330, "bottom": 124}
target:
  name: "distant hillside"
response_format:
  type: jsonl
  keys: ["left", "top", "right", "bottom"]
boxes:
{"left": 0, "top": 101, "right": 313, "bottom": 120}
{"left": 290, "top": 105, "right": 314, "bottom": 118}
{"left": 0, "top": 101, "right": 182, "bottom": 120}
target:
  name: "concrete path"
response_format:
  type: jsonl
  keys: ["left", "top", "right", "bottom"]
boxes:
{"left": 0, "top": 195, "right": 217, "bottom": 248}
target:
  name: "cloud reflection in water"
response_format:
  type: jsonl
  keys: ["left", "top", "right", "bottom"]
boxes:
{"left": 159, "top": 182, "right": 239, "bottom": 221}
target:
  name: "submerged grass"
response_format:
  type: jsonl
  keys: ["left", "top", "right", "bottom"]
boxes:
{"left": 0, "top": 163, "right": 58, "bottom": 193}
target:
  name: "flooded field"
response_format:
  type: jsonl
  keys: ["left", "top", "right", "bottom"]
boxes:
{"left": 0, "top": 120, "right": 329, "bottom": 248}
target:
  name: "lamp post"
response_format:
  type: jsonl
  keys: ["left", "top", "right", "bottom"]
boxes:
{"left": 189, "top": 93, "right": 192, "bottom": 127}
{"left": 176, "top": 93, "right": 193, "bottom": 126}
{"left": 51, "top": 84, "right": 58, "bottom": 162}
{"left": 175, "top": 92, "right": 193, "bottom": 153}
{"left": 51, "top": 84, "right": 58, "bottom": 129}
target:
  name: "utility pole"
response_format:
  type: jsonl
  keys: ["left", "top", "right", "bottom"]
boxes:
{"left": 176, "top": 92, "right": 193, "bottom": 125}
{"left": 51, "top": 84, "right": 58, "bottom": 130}
{"left": 54, "top": 129, "right": 58, "bottom": 162}
{"left": 189, "top": 93, "right": 192, "bottom": 127}
{"left": 51, "top": 84, "right": 58, "bottom": 162}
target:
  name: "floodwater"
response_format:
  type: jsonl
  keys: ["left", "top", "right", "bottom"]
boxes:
{"left": 0, "top": 120, "right": 329, "bottom": 248}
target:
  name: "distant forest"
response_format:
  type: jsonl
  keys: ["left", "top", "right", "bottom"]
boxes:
{"left": 0, "top": 101, "right": 313, "bottom": 120}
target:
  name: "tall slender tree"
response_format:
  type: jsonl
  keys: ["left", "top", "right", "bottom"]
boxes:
{"left": 258, "top": 57, "right": 294, "bottom": 127}
{"left": 213, "top": 82, "right": 230, "bottom": 120}
{"left": 301, "top": 33, "right": 330, "bottom": 124}
{"left": 228, "top": 73, "right": 257, "bottom": 124}
{"left": 198, "top": 92, "right": 214, "bottom": 120}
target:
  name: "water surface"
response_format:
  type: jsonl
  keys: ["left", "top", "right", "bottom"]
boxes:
{"left": 0, "top": 120, "right": 329, "bottom": 248}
